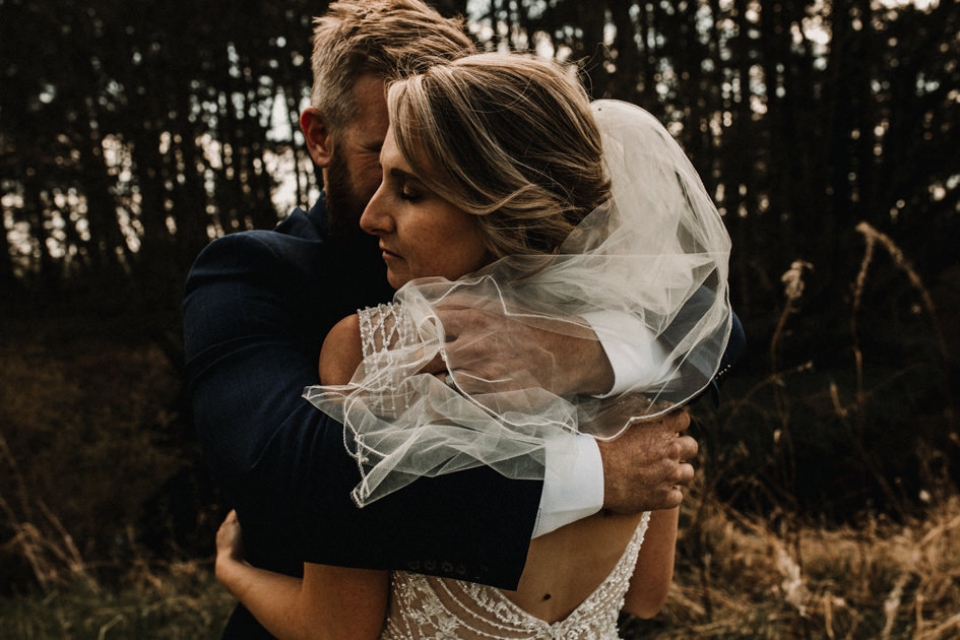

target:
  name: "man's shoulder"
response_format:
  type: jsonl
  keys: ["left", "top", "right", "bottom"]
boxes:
{"left": 198, "top": 226, "right": 317, "bottom": 263}
{"left": 210, "top": 208, "right": 321, "bottom": 252}
{"left": 185, "top": 212, "right": 325, "bottom": 304}
{"left": 188, "top": 209, "right": 326, "bottom": 279}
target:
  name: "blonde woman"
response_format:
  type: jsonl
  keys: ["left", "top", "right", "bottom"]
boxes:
{"left": 216, "top": 53, "right": 733, "bottom": 639}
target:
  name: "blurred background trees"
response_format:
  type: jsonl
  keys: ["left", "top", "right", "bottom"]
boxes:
{"left": 1, "top": 0, "right": 957, "bottom": 585}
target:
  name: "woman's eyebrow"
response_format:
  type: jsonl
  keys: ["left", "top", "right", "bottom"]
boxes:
{"left": 389, "top": 167, "right": 422, "bottom": 184}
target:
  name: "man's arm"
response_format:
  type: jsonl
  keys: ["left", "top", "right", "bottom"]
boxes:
{"left": 431, "top": 304, "right": 732, "bottom": 530}
{"left": 185, "top": 221, "right": 718, "bottom": 590}
{"left": 429, "top": 307, "right": 614, "bottom": 396}
{"left": 183, "top": 229, "right": 541, "bottom": 589}
{"left": 434, "top": 303, "right": 744, "bottom": 401}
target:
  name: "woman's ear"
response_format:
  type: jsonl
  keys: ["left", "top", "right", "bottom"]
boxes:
{"left": 300, "top": 107, "right": 334, "bottom": 169}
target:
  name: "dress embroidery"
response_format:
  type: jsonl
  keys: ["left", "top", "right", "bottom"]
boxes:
{"left": 380, "top": 512, "right": 650, "bottom": 640}
{"left": 357, "top": 303, "right": 417, "bottom": 415}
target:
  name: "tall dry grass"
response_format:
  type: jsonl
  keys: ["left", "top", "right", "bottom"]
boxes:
{"left": 4, "top": 491, "right": 957, "bottom": 639}
{"left": 0, "top": 559, "right": 234, "bottom": 639}
{"left": 623, "top": 222, "right": 959, "bottom": 638}
{"left": 620, "top": 484, "right": 960, "bottom": 639}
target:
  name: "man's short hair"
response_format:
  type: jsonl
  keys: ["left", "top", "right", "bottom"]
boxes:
{"left": 310, "top": 0, "right": 475, "bottom": 131}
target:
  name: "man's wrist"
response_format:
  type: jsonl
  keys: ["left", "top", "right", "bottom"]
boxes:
{"left": 579, "top": 336, "right": 616, "bottom": 396}
{"left": 581, "top": 311, "right": 667, "bottom": 397}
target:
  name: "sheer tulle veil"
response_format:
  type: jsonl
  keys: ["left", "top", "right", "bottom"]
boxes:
{"left": 304, "top": 100, "right": 732, "bottom": 507}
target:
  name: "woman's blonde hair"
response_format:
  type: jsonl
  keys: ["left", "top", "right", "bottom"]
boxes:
{"left": 387, "top": 53, "right": 611, "bottom": 259}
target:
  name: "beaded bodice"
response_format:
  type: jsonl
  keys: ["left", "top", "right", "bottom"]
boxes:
{"left": 379, "top": 512, "right": 649, "bottom": 640}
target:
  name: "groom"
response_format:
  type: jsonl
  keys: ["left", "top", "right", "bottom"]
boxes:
{"left": 183, "top": 1, "right": 731, "bottom": 637}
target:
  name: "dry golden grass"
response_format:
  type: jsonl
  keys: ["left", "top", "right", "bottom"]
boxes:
{"left": 623, "top": 226, "right": 960, "bottom": 639}
{"left": 4, "top": 496, "right": 958, "bottom": 638}
{"left": 0, "top": 559, "right": 235, "bottom": 639}
{"left": 620, "top": 491, "right": 960, "bottom": 639}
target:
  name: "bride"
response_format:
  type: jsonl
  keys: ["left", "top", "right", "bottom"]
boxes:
{"left": 215, "top": 52, "right": 732, "bottom": 639}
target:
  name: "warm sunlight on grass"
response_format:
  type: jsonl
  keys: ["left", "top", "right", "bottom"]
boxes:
{"left": 627, "top": 494, "right": 960, "bottom": 639}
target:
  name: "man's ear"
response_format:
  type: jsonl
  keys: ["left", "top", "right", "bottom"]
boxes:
{"left": 301, "top": 107, "right": 334, "bottom": 169}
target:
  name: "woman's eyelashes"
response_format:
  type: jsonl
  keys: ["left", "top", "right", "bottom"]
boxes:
{"left": 397, "top": 179, "right": 424, "bottom": 203}
{"left": 399, "top": 187, "right": 422, "bottom": 202}
{"left": 382, "top": 164, "right": 426, "bottom": 203}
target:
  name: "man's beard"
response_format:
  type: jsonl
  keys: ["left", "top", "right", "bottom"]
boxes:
{"left": 324, "top": 150, "right": 384, "bottom": 276}
{"left": 325, "top": 150, "right": 369, "bottom": 245}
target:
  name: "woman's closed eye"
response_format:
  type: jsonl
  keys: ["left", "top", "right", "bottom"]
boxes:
{"left": 399, "top": 185, "right": 424, "bottom": 202}
{"left": 387, "top": 168, "right": 427, "bottom": 204}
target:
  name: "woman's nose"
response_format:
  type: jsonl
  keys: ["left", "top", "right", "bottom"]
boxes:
{"left": 360, "top": 184, "right": 393, "bottom": 236}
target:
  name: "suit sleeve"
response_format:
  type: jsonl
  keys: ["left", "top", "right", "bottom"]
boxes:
{"left": 183, "top": 232, "right": 540, "bottom": 589}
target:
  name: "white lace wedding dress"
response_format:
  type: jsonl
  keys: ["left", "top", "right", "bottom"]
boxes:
{"left": 379, "top": 512, "right": 649, "bottom": 640}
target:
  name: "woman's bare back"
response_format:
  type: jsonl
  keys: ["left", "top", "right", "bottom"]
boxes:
{"left": 380, "top": 511, "right": 649, "bottom": 639}
{"left": 506, "top": 510, "right": 646, "bottom": 621}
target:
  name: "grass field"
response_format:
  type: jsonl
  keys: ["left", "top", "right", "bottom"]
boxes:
{"left": 3, "top": 487, "right": 958, "bottom": 639}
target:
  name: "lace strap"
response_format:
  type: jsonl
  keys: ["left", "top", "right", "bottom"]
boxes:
{"left": 356, "top": 302, "right": 419, "bottom": 416}
{"left": 358, "top": 302, "right": 418, "bottom": 380}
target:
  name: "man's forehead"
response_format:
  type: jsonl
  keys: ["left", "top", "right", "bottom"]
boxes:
{"left": 345, "top": 76, "right": 389, "bottom": 149}
{"left": 351, "top": 76, "right": 389, "bottom": 121}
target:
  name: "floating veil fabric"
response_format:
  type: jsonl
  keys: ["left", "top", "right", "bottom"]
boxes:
{"left": 304, "top": 100, "right": 732, "bottom": 507}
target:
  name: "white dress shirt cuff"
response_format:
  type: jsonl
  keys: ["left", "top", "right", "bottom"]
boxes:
{"left": 581, "top": 310, "right": 667, "bottom": 398}
{"left": 532, "top": 434, "right": 603, "bottom": 538}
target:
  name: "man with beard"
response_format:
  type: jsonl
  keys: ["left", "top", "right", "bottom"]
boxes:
{"left": 183, "top": 1, "right": 717, "bottom": 637}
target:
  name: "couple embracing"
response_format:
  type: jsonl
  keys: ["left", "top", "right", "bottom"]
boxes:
{"left": 183, "top": 1, "right": 743, "bottom": 638}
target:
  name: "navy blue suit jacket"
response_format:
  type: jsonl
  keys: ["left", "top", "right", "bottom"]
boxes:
{"left": 183, "top": 198, "right": 542, "bottom": 638}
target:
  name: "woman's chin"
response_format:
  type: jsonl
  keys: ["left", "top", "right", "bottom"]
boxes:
{"left": 387, "top": 272, "right": 411, "bottom": 290}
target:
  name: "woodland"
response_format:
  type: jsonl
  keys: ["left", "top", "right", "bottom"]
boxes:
{"left": 1, "top": 0, "right": 958, "bottom": 637}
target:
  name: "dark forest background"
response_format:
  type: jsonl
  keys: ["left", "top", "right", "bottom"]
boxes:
{"left": 1, "top": 0, "right": 958, "bottom": 597}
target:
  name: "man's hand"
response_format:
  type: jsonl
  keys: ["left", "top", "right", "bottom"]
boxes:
{"left": 428, "top": 306, "right": 615, "bottom": 397}
{"left": 598, "top": 410, "right": 696, "bottom": 513}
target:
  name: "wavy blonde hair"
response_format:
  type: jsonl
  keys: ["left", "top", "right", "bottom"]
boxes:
{"left": 310, "top": 0, "right": 475, "bottom": 131}
{"left": 387, "top": 54, "right": 611, "bottom": 259}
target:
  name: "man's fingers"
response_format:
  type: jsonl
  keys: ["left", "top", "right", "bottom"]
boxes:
{"left": 662, "top": 409, "right": 691, "bottom": 434}
{"left": 664, "top": 486, "right": 684, "bottom": 510}
{"left": 435, "top": 307, "right": 490, "bottom": 339}
{"left": 419, "top": 352, "right": 447, "bottom": 375}
{"left": 675, "top": 460, "right": 696, "bottom": 487}
{"left": 673, "top": 434, "right": 698, "bottom": 463}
